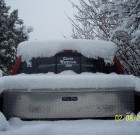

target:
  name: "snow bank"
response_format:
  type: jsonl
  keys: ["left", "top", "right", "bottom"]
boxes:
{"left": 0, "top": 112, "right": 9, "bottom": 131}
{"left": 0, "top": 71, "right": 138, "bottom": 93}
{"left": 0, "top": 117, "right": 140, "bottom": 135}
{"left": 17, "top": 39, "right": 117, "bottom": 62}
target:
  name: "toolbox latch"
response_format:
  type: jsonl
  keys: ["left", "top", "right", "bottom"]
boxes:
{"left": 62, "top": 97, "right": 78, "bottom": 101}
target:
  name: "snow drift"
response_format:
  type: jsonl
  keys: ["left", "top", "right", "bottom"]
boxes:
{"left": 0, "top": 116, "right": 140, "bottom": 135}
{"left": 0, "top": 112, "right": 9, "bottom": 131}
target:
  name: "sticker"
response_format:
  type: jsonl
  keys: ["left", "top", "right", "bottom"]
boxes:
{"left": 26, "top": 61, "right": 32, "bottom": 67}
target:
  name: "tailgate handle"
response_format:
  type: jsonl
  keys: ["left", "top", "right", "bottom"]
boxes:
{"left": 62, "top": 97, "right": 78, "bottom": 101}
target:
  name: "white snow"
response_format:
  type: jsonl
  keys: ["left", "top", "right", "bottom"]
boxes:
{"left": 131, "top": 29, "right": 140, "bottom": 43}
{"left": 0, "top": 71, "right": 139, "bottom": 93}
{"left": 14, "top": 24, "right": 21, "bottom": 32}
{"left": 17, "top": 39, "right": 117, "bottom": 62}
{"left": 0, "top": 116, "right": 140, "bottom": 135}
{"left": 0, "top": 112, "right": 9, "bottom": 131}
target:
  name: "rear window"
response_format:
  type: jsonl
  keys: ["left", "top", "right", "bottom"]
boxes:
{"left": 17, "top": 52, "right": 118, "bottom": 74}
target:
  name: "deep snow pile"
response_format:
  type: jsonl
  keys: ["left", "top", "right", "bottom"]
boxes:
{"left": 0, "top": 71, "right": 139, "bottom": 93}
{"left": 0, "top": 116, "right": 140, "bottom": 135}
{"left": 0, "top": 112, "right": 9, "bottom": 131}
{"left": 17, "top": 39, "right": 117, "bottom": 62}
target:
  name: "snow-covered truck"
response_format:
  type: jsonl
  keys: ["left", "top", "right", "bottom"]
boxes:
{"left": 0, "top": 39, "right": 139, "bottom": 119}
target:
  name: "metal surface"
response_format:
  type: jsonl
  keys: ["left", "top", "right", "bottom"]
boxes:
{"left": 3, "top": 88, "right": 135, "bottom": 119}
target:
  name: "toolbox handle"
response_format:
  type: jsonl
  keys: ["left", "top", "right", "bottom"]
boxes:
{"left": 62, "top": 97, "right": 78, "bottom": 101}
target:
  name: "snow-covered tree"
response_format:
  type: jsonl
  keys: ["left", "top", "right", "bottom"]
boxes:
{"left": 100, "top": 0, "right": 140, "bottom": 76}
{"left": 0, "top": 0, "right": 33, "bottom": 75}
{"left": 69, "top": 0, "right": 140, "bottom": 76}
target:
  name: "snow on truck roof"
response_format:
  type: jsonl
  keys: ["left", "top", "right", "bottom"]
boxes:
{"left": 17, "top": 39, "right": 118, "bottom": 62}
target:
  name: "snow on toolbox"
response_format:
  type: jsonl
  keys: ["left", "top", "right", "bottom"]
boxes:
{"left": 0, "top": 39, "right": 139, "bottom": 119}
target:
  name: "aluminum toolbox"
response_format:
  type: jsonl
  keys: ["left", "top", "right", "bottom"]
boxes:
{"left": 3, "top": 88, "right": 135, "bottom": 119}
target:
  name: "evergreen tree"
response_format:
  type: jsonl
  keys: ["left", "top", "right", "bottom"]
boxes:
{"left": 0, "top": 0, "right": 33, "bottom": 75}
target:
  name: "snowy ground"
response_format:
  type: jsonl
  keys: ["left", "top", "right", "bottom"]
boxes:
{"left": 0, "top": 116, "right": 140, "bottom": 135}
